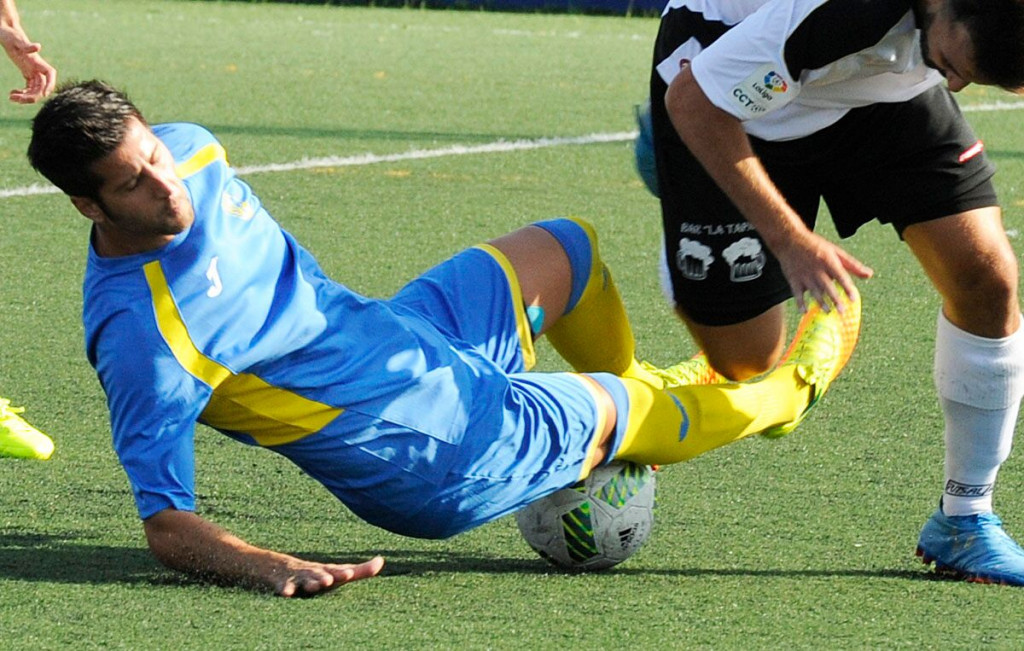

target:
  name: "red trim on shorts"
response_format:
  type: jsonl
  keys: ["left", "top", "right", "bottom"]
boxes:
{"left": 959, "top": 140, "right": 984, "bottom": 164}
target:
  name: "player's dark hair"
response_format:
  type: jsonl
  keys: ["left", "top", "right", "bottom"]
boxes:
{"left": 27, "top": 80, "right": 147, "bottom": 198}
{"left": 950, "top": 0, "right": 1024, "bottom": 91}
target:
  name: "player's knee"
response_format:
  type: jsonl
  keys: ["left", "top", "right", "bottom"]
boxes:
{"left": 700, "top": 335, "right": 781, "bottom": 380}
{"left": 534, "top": 217, "right": 601, "bottom": 314}
{"left": 704, "top": 353, "right": 775, "bottom": 381}
{"left": 679, "top": 308, "right": 785, "bottom": 380}
{"left": 949, "top": 256, "right": 1019, "bottom": 318}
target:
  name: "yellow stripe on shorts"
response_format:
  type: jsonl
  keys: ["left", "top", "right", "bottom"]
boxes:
{"left": 474, "top": 243, "right": 537, "bottom": 371}
{"left": 568, "top": 373, "right": 610, "bottom": 481}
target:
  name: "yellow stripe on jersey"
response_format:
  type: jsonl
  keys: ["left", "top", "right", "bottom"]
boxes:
{"left": 143, "top": 261, "right": 342, "bottom": 447}
{"left": 175, "top": 143, "right": 227, "bottom": 180}
{"left": 474, "top": 243, "right": 537, "bottom": 371}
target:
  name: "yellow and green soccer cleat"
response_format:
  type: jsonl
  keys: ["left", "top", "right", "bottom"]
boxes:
{"left": 638, "top": 353, "right": 726, "bottom": 388}
{"left": 0, "top": 398, "right": 55, "bottom": 460}
{"left": 761, "top": 289, "right": 861, "bottom": 439}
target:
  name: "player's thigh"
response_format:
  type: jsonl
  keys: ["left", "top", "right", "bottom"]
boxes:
{"left": 903, "top": 208, "right": 1020, "bottom": 337}
{"left": 652, "top": 105, "right": 797, "bottom": 375}
{"left": 486, "top": 224, "right": 573, "bottom": 334}
{"left": 390, "top": 246, "right": 533, "bottom": 373}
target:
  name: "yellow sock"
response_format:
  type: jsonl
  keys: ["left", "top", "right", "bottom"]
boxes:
{"left": 544, "top": 218, "right": 651, "bottom": 381}
{"left": 612, "top": 369, "right": 812, "bottom": 465}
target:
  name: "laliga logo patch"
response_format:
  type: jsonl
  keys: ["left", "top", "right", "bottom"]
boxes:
{"left": 731, "top": 63, "right": 792, "bottom": 118}
{"left": 763, "top": 70, "right": 788, "bottom": 93}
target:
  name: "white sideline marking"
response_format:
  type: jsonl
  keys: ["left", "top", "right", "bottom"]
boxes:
{"left": 235, "top": 131, "right": 636, "bottom": 175}
{"left": 5, "top": 99, "right": 1024, "bottom": 200}
{"left": 0, "top": 182, "right": 58, "bottom": 199}
{"left": 0, "top": 131, "right": 636, "bottom": 200}
{"left": 963, "top": 101, "right": 1024, "bottom": 113}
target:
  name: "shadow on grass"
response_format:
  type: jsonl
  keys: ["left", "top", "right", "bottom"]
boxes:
{"left": 984, "top": 148, "right": 1024, "bottom": 161}
{"left": 332, "top": 548, "right": 942, "bottom": 584}
{"left": 0, "top": 535, "right": 943, "bottom": 587}
{"left": 0, "top": 532, "right": 184, "bottom": 587}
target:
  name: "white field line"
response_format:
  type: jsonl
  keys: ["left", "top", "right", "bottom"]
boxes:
{"left": 235, "top": 131, "right": 635, "bottom": 175}
{"left": 3, "top": 99, "right": 1024, "bottom": 201}
{"left": 0, "top": 131, "right": 635, "bottom": 200}
{"left": 962, "top": 100, "right": 1024, "bottom": 113}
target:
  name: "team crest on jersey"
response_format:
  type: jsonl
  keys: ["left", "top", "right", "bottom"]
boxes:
{"left": 731, "top": 63, "right": 793, "bottom": 118}
{"left": 222, "top": 183, "right": 255, "bottom": 221}
{"left": 723, "top": 237, "right": 766, "bottom": 283}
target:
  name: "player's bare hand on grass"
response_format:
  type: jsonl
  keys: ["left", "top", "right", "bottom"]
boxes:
{"left": 776, "top": 230, "right": 872, "bottom": 312}
{"left": 274, "top": 556, "right": 384, "bottom": 598}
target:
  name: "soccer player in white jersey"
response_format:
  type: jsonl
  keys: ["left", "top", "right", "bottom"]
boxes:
{"left": 636, "top": 0, "right": 1024, "bottom": 585}
{"left": 0, "top": 0, "right": 55, "bottom": 459}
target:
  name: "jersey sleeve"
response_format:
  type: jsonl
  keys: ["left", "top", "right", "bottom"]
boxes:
{"left": 689, "top": 0, "right": 914, "bottom": 122}
{"left": 90, "top": 303, "right": 212, "bottom": 520}
{"left": 689, "top": 2, "right": 803, "bottom": 122}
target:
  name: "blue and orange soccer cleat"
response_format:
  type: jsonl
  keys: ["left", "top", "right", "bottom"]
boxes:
{"left": 917, "top": 508, "right": 1024, "bottom": 586}
{"left": 0, "top": 398, "right": 54, "bottom": 460}
{"left": 760, "top": 288, "right": 861, "bottom": 439}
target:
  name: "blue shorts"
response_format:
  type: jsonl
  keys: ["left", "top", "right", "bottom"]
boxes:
{"left": 276, "top": 238, "right": 608, "bottom": 539}
{"left": 391, "top": 243, "right": 538, "bottom": 374}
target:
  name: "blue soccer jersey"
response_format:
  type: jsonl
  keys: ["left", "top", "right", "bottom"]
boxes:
{"left": 84, "top": 123, "right": 606, "bottom": 538}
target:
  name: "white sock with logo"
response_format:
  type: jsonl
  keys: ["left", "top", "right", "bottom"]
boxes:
{"left": 934, "top": 311, "right": 1024, "bottom": 516}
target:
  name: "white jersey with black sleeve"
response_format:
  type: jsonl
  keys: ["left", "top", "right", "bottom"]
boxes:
{"left": 653, "top": 0, "right": 944, "bottom": 141}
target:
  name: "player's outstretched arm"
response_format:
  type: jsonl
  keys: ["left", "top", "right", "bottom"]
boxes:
{"left": 664, "top": 65, "right": 872, "bottom": 311}
{"left": 143, "top": 508, "right": 384, "bottom": 597}
{"left": 0, "top": 0, "right": 56, "bottom": 103}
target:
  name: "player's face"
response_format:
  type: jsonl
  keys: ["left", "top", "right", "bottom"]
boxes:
{"left": 74, "top": 117, "right": 194, "bottom": 256}
{"left": 919, "top": 4, "right": 982, "bottom": 92}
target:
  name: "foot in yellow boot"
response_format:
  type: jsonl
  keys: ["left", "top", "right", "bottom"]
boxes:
{"left": 761, "top": 289, "right": 862, "bottom": 439}
{"left": 0, "top": 398, "right": 55, "bottom": 460}
{"left": 638, "top": 353, "right": 726, "bottom": 389}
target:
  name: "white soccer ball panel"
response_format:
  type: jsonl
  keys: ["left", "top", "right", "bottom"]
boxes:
{"left": 515, "top": 461, "right": 656, "bottom": 571}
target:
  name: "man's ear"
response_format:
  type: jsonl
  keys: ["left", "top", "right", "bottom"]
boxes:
{"left": 70, "top": 196, "right": 106, "bottom": 224}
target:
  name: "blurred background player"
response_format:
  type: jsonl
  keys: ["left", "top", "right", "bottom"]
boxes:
{"left": 0, "top": 0, "right": 55, "bottom": 459}
{"left": 637, "top": 0, "right": 1024, "bottom": 585}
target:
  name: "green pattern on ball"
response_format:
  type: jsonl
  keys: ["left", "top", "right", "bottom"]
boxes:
{"left": 595, "top": 462, "right": 649, "bottom": 508}
{"left": 562, "top": 498, "right": 599, "bottom": 562}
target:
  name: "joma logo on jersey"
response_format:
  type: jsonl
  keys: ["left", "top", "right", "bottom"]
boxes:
{"left": 206, "top": 256, "right": 223, "bottom": 298}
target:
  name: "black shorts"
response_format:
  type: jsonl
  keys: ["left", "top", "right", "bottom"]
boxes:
{"left": 650, "top": 84, "right": 998, "bottom": 326}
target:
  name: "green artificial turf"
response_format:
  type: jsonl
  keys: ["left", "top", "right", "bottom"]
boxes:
{"left": 1, "top": 1, "right": 1023, "bottom": 647}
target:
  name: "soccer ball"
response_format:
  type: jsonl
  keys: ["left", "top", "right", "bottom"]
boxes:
{"left": 515, "top": 461, "right": 656, "bottom": 571}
